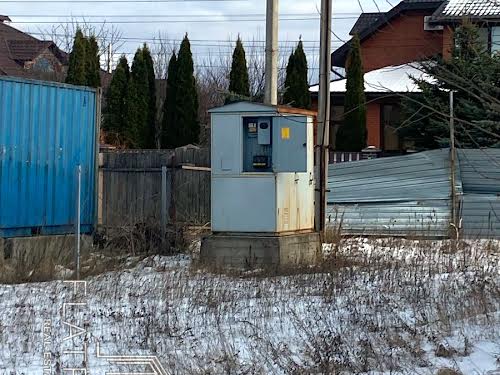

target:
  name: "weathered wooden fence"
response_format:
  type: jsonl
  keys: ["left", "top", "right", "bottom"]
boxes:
{"left": 98, "top": 146, "right": 210, "bottom": 228}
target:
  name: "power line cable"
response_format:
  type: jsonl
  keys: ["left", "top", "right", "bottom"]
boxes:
{"left": 28, "top": 32, "right": 328, "bottom": 43}
{"left": 28, "top": 32, "right": 339, "bottom": 45}
{"left": 0, "top": 0, "right": 245, "bottom": 2}
{"left": 11, "top": 17, "right": 366, "bottom": 24}
{"left": 7, "top": 12, "right": 365, "bottom": 17}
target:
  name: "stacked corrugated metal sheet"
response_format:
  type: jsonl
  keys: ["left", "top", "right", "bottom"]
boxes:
{"left": 458, "top": 149, "right": 500, "bottom": 239}
{"left": 327, "top": 149, "right": 500, "bottom": 239}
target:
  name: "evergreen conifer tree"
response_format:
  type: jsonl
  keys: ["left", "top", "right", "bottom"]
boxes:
{"left": 293, "top": 41, "right": 311, "bottom": 109}
{"left": 400, "top": 21, "right": 500, "bottom": 149}
{"left": 227, "top": 37, "right": 250, "bottom": 103}
{"left": 335, "top": 34, "right": 366, "bottom": 151}
{"left": 103, "top": 56, "right": 129, "bottom": 145}
{"left": 142, "top": 44, "right": 157, "bottom": 148}
{"left": 125, "top": 48, "right": 150, "bottom": 148}
{"left": 175, "top": 34, "right": 199, "bottom": 145}
{"left": 283, "top": 50, "right": 297, "bottom": 105}
{"left": 66, "top": 29, "right": 87, "bottom": 86}
{"left": 162, "top": 51, "right": 179, "bottom": 148}
{"left": 283, "top": 40, "right": 311, "bottom": 109}
{"left": 85, "top": 36, "right": 101, "bottom": 88}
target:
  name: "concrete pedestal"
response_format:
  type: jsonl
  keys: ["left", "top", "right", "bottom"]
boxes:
{"left": 200, "top": 232, "right": 321, "bottom": 268}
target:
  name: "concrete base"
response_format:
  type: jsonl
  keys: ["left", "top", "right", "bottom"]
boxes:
{"left": 0, "top": 234, "right": 92, "bottom": 270}
{"left": 200, "top": 232, "right": 321, "bottom": 269}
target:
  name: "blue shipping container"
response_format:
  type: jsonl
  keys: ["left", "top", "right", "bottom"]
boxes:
{"left": 0, "top": 76, "right": 99, "bottom": 237}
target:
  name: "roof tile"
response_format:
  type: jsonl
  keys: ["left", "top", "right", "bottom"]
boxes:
{"left": 0, "top": 21, "right": 67, "bottom": 78}
{"left": 431, "top": 0, "right": 500, "bottom": 21}
{"left": 350, "top": 13, "right": 384, "bottom": 35}
{"left": 7, "top": 40, "right": 53, "bottom": 61}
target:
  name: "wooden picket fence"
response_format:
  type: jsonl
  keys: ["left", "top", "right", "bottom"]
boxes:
{"left": 98, "top": 146, "right": 211, "bottom": 228}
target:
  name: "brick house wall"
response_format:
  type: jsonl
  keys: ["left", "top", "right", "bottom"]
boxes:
{"left": 328, "top": 11, "right": 446, "bottom": 150}
{"left": 359, "top": 11, "right": 444, "bottom": 72}
{"left": 319, "top": 7, "right": 455, "bottom": 151}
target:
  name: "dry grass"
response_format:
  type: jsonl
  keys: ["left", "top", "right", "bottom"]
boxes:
{"left": 1, "top": 233, "right": 499, "bottom": 374}
{"left": 0, "top": 219, "right": 195, "bottom": 284}
{"left": 0, "top": 252, "right": 59, "bottom": 284}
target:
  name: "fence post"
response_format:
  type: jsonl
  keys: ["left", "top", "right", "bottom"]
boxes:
{"left": 170, "top": 153, "right": 177, "bottom": 225}
{"left": 161, "top": 166, "right": 167, "bottom": 251}
{"left": 75, "top": 165, "right": 81, "bottom": 280}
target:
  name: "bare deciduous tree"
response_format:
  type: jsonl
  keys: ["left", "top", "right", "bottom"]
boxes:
{"left": 150, "top": 31, "right": 177, "bottom": 80}
{"left": 37, "top": 18, "right": 125, "bottom": 72}
{"left": 193, "top": 37, "right": 316, "bottom": 145}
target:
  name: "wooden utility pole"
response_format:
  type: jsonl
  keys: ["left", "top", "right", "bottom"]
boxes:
{"left": 450, "top": 90, "right": 458, "bottom": 234}
{"left": 315, "top": 0, "right": 332, "bottom": 237}
{"left": 264, "top": 0, "right": 279, "bottom": 105}
{"left": 107, "top": 44, "right": 112, "bottom": 74}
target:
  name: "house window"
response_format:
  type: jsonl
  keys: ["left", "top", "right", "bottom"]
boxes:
{"left": 33, "top": 57, "right": 54, "bottom": 73}
{"left": 455, "top": 26, "right": 500, "bottom": 56}
{"left": 492, "top": 26, "right": 500, "bottom": 55}
{"left": 478, "top": 27, "right": 489, "bottom": 49}
{"left": 477, "top": 26, "right": 500, "bottom": 56}
{"left": 381, "top": 104, "right": 401, "bottom": 152}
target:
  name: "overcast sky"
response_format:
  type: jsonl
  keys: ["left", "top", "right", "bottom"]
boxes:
{"left": 4, "top": 0, "right": 394, "bottom": 74}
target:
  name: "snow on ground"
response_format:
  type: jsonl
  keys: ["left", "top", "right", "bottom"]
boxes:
{"left": 0, "top": 238, "right": 499, "bottom": 374}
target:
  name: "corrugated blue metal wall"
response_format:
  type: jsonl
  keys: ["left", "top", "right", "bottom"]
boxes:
{"left": 328, "top": 149, "right": 500, "bottom": 239}
{"left": 0, "top": 76, "right": 98, "bottom": 237}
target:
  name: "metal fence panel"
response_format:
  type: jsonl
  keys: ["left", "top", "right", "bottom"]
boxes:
{"left": 0, "top": 76, "right": 98, "bottom": 237}
{"left": 461, "top": 195, "right": 500, "bottom": 239}
{"left": 327, "top": 148, "right": 500, "bottom": 239}
{"left": 458, "top": 149, "right": 500, "bottom": 239}
{"left": 328, "top": 149, "right": 451, "bottom": 203}
{"left": 327, "top": 149, "right": 451, "bottom": 237}
{"left": 457, "top": 149, "right": 500, "bottom": 194}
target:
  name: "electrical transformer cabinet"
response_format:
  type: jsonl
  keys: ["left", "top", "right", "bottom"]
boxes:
{"left": 209, "top": 101, "right": 316, "bottom": 234}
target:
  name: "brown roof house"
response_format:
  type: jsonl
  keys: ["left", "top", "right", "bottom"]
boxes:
{"left": 310, "top": 0, "right": 500, "bottom": 153}
{"left": 0, "top": 15, "right": 68, "bottom": 80}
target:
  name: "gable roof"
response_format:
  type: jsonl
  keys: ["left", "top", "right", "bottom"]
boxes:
{"left": 209, "top": 101, "right": 277, "bottom": 114}
{"left": 349, "top": 12, "right": 384, "bottom": 35}
{"left": 310, "top": 62, "right": 434, "bottom": 94}
{"left": 209, "top": 101, "right": 317, "bottom": 117}
{"left": 332, "top": 0, "right": 445, "bottom": 68}
{"left": 7, "top": 40, "right": 54, "bottom": 61}
{"left": 430, "top": 0, "right": 500, "bottom": 23}
{"left": 0, "top": 40, "right": 28, "bottom": 76}
{"left": 0, "top": 20, "right": 36, "bottom": 42}
{"left": 0, "top": 19, "right": 67, "bottom": 77}
{"left": 405, "top": 0, "right": 444, "bottom": 3}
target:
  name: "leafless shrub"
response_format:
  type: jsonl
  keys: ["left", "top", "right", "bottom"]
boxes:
{"left": 37, "top": 18, "right": 125, "bottom": 71}
{"left": 97, "top": 220, "right": 189, "bottom": 258}
{"left": 150, "top": 31, "right": 176, "bottom": 80}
